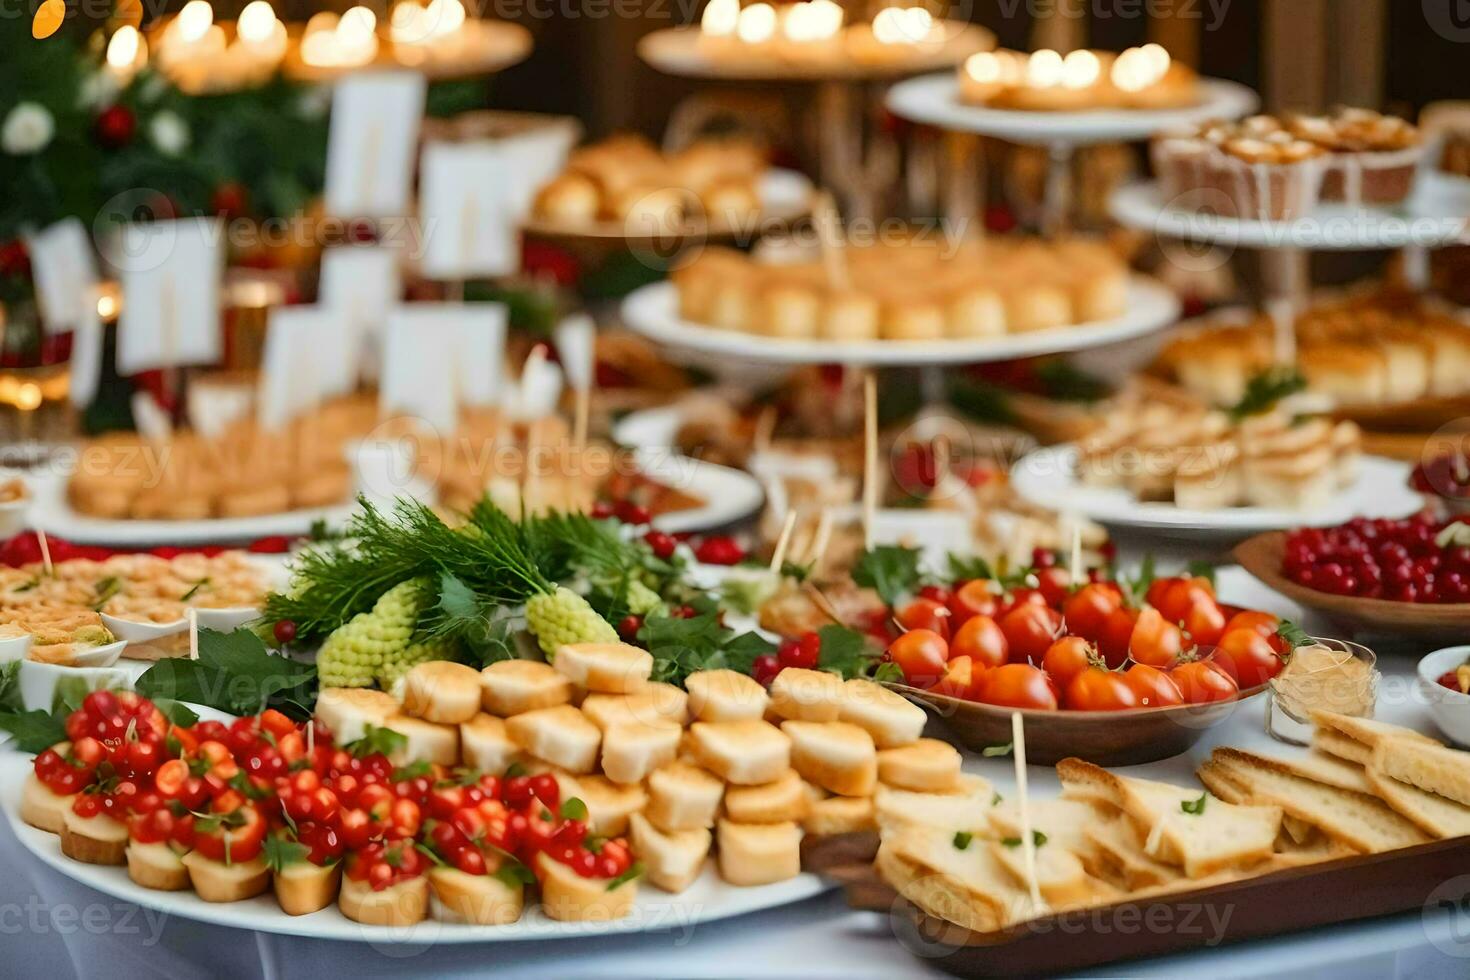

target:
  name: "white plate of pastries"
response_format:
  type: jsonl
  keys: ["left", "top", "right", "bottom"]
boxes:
{"left": 623, "top": 238, "right": 1180, "bottom": 365}
{"left": 527, "top": 135, "right": 813, "bottom": 241}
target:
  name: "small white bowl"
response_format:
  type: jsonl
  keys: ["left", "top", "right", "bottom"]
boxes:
{"left": 0, "top": 480, "right": 31, "bottom": 538}
{"left": 66, "top": 638, "right": 129, "bottom": 669}
{"left": 17, "top": 660, "right": 140, "bottom": 713}
{"left": 0, "top": 630, "right": 32, "bottom": 664}
{"left": 194, "top": 606, "right": 261, "bottom": 632}
{"left": 1417, "top": 645, "right": 1470, "bottom": 746}
{"left": 99, "top": 612, "right": 189, "bottom": 643}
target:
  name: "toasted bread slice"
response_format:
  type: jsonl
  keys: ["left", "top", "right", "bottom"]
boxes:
{"left": 182, "top": 852, "right": 271, "bottom": 903}
{"left": 273, "top": 861, "right": 342, "bottom": 915}
{"left": 716, "top": 819, "right": 802, "bottom": 886}
{"left": 685, "top": 669, "right": 769, "bottom": 722}
{"left": 989, "top": 798, "right": 1102, "bottom": 859}
{"left": 428, "top": 866, "right": 524, "bottom": 924}
{"left": 1272, "top": 750, "right": 1375, "bottom": 794}
{"left": 21, "top": 772, "right": 73, "bottom": 834}
{"left": 645, "top": 760, "right": 725, "bottom": 831}
{"left": 724, "top": 769, "right": 809, "bottom": 824}
{"left": 837, "top": 679, "right": 927, "bottom": 749}
{"left": 768, "top": 668, "right": 845, "bottom": 722}
{"left": 874, "top": 773, "right": 996, "bottom": 835}
{"left": 60, "top": 810, "right": 128, "bottom": 865}
{"left": 581, "top": 686, "right": 688, "bottom": 730}
{"left": 576, "top": 775, "right": 648, "bottom": 837}
{"left": 127, "top": 841, "right": 190, "bottom": 891}
{"left": 988, "top": 838, "right": 1095, "bottom": 908}
{"left": 536, "top": 851, "right": 638, "bottom": 921}
{"left": 506, "top": 705, "right": 602, "bottom": 774}
{"left": 1081, "top": 816, "right": 1182, "bottom": 890}
{"left": 382, "top": 714, "right": 460, "bottom": 767}
{"left": 479, "top": 660, "right": 573, "bottom": 717}
{"left": 688, "top": 719, "right": 791, "bottom": 785}
{"left": 459, "top": 713, "right": 525, "bottom": 775}
{"left": 402, "top": 661, "right": 483, "bottom": 724}
{"left": 1058, "top": 757, "right": 1281, "bottom": 877}
{"left": 1365, "top": 766, "right": 1470, "bottom": 838}
{"left": 1313, "top": 728, "right": 1373, "bottom": 765}
{"left": 1371, "top": 738, "right": 1470, "bottom": 807}
{"left": 601, "top": 722, "right": 682, "bottom": 785}
{"left": 629, "top": 812, "right": 711, "bottom": 893}
{"left": 338, "top": 873, "right": 429, "bottom": 925}
{"left": 1209, "top": 748, "right": 1429, "bottom": 853}
{"left": 1311, "top": 711, "right": 1439, "bottom": 750}
{"left": 315, "top": 688, "right": 399, "bottom": 745}
{"left": 553, "top": 642, "right": 653, "bottom": 694}
{"left": 783, "top": 720, "right": 878, "bottom": 797}
{"left": 877, "top": 738, "right": 962, "bottom": 793}
{"left": 876, "top": 824, "right": 1032, "bottom": 933}
{"left": 804, "top": 794, "right": 876, "bottom": 835}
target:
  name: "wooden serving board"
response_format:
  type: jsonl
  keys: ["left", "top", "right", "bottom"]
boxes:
{"left": 1233, "top": 531, "right": 1470, "bottom": 641}
{"left": 834, "top": 836, "right": 1470, "bottom": 977}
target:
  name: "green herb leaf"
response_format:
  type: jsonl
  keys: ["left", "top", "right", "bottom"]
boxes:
{"left": 90, "top": 576, "right": 122, "bottom": 611}
{"left": 392, "top": 760, "right": 433, "bottom": 783}
{"left": 1181, "top": 793, "right": 1208, "bottom": 815}
{"left": 606, "top": 861, "right": 644, "bottom": 891}
{"left": 948, "top": 553, "right": 994, "bottom": 583}
{"left": 494, "top": 858, "right": 537, "bottom": 888}
{"left": 1001, "top": 830, "right": 1047, "bottom": 848}
{"left": 135, "top": 629, "right": 317, "bottom": 720}
{"left": 952, "top": 831, "right": 972, "bottom": 850}
{"left": 981, "top": 742, "right": 1014, "bottom": 758}
{"left": 263, "top": 835, "right": 311, "bottom": 872}
{"left": 1275, "top": 620, "right": 1311, "bottom": 652}
{"left": 180, "top": 577, "right": 210, "bottom": 602}
{"left": 1230, "top": 368, "right": 1307, "bottom": 420}
{"left": 0, "top": 708, "right": 67, "bottom": 754}
{"left": 347, "top": 725, "right": 408, "bottom": 760}
{"left": 815, "top": 625, "right": 879, "bottom": 680}
{"left": 991, "top": 792, "right": 1003, "bottom": 806}
{"left": 0, "top": 660, "right": 21, "bottom": 714}
{"left": 852, "top": 546, "right": 924, "bottom": 607}
{"left": 1185, "top": 561, "right": 1217, "bottom": 590}
{"left": 560, "top": 797, "right": 589, "bottom": 822}
{"left": 154, "top": 700, "right": 200, "bottom": 728}
{"left": 871, "top": 662, "right": 905, "bottom": 684}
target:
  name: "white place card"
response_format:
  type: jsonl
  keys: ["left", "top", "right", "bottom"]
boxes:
{"left": 379, "top": 309, "right": 465, "bottom": 434}
{"left": 257, "top": 307, "right": 354, "bottom": 430}
{"left": 497, "top": 122, "right": 580, "bottom": 218}
{"left": 115, "top": 218, "right": 223, "bottom": 376}
{"left": 417, "top": 141, "right": 517, "bottom": 280}
{"left": 67, "top": 308, "right": 104, "bottom": 408}
{"left": 554, "top": 313, "right": 596, "bottom": 392}
{"left": 509, "top": 346, "right": 564, "bottom": 421}
{"left": 318, "top": 245, "right": 401, "bottom": 381}
{"left": 26, "top": 218, "right": 99, "bottom": 335}
{"left": 380, "top": 303, "right": 507, "bottom": 409}
{"left": 869, "top": 509, "right": 975, "bottom": 575}
{"left": 324, "top": 71, "right": 426, "bottom": 220}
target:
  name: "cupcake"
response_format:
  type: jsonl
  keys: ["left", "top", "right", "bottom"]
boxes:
{"left": 1310, "top": 109, "right": 1422, "bottom": 206}
{"left": 1213, "top": 134, "right": 1329, "bottom": 221}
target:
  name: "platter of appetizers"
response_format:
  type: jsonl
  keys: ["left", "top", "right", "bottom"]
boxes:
{"left": 1233, "top": 515, "right": 1470, "bottom": 640}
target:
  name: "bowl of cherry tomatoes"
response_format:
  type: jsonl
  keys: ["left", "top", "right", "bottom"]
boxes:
{"left": 1418, "top": 645, "right": 1470, "bottom": 746}
{"left": 1234, "top": 515, "right": 1470, "bottom": 641}
{"left": 874, "top": 564, "right": 1290, "bottom": 766}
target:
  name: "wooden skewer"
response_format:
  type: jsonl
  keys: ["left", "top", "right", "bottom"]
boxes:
{"left": 862, "top": 372, "right": 879, "bottom": 552}
{"left": 806, "top": 507, "right": 835, "bottom": 576}
{"left": 306, "top": 719, "right": 315, "bottom": 755}
{"left": 753, "top": 405, "right": 778, "bottom": 457}
{"left": 813, "top": 191, "right": 850, "bottom": 292}
{"left": 769, "top": 510, "right": 798, "bottom": 574}
{"left": 187, "top": 607, "right": 199, "bottom": 661}
{"left": 573, "top": 387, "right": 591, "bottom": 458}
{"left": 801, "top": 580, "right": 848, "bottom": 629}
{"left": 36, "top": 529, "right": 53, "bottom": 578}
{"left": 1068, "top": 517, "right": 1083, "bottom": 583}
{"left": 1011, "top": 711, "right": 1044, "bottom": 913}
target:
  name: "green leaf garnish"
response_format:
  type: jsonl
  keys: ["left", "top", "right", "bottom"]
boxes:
{"left": 346, "top": 725, "right": 408, "bottom": 760}
{"left": 606, "top": 861, "right": 644, "bottom": 891}
{"left": 852, "top": 545, "right": 924, "bottom": 607}
{"left": 982, "top": 742, "right": 1014, "bottom": 758}
{"left": 494, "top": 858, "right": 537, "bottom": 887}
{"left": 560, "top": 797, "right": 589, "bottom": 822}
{"left": 0, "top": 708, "right": 67, "bottom": 754}
{"left": 1275, "top": 620, "right": 1311, "bottom": 652}
{"left": 952, "top": 831, "right": 972, "bottom": 850}
{"left": 1181, "top": 793, "right": 1208, "bottom": 815}
{"left": 392, "top": 760, "right": 434, "bottom": 783}
{"left": 1001, "top": 831, "right": 1047, "bottom": 848}
{"left": 1230, "top": 367, "right": 1307, "bottom": 420}
{"left": 135, "top": 629, "right": 317, "bottom": 720}
{"left": 264, "top": 835, "right": 311, "bottom": 872}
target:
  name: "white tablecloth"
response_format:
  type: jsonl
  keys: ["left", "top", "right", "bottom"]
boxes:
{"left": 3, "top": 567, "right": 1468, "bottom": 979}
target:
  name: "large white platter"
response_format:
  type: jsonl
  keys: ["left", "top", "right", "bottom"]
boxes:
{"left": 621, "top": 277, "right": 1181, "bottom": 367}
{"left": 885, "top": 75, "right": 1258, "bottom": 145}
{"left": 634, "top": 450, "right": 765, "bottom": 533}
{"left": 0, "top": 751, "right": 826, "bottom": 943}
{"left": 1012, "top": 445, "right": 1423, "bottom": 535}
{"left": 524, "top": 169, "right": 812, "bottom": 244}
{"left": 1110, "top": 181, "right": 1470, "bottom": 251}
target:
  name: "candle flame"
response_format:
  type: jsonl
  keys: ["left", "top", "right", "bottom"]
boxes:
{"left": 106, "top": 25, "right": 143, "bottom": 68}
{"left": 701, "top": 0, "right": 740, "bottom": 37}
{"left": 736, "top": 2, "right": 776, "bottom": 44}
{"left": 236, "top": 1, "right": 278, "bottom": 44}
{"left": 176, "top": 0, "right": 214, "bottom": 44}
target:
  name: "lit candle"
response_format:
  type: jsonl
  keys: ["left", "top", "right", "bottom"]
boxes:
{"left": 105, "top": 25, "right": 148, "bottom": 82}
{"left": 301, "top": 6, "right": 380, "bottom": 67}
{"left": 736, "top": 3, "right": 776, "bottom": 44}
{"left": 782, "top": 0, "right": 843, "bottom": 43}
{"left": 701, "top": 0, "right": 740, "bottom": 38}
{"left": 234, "top": 1, "right": 286, "bottom": 65}
{"left": 1025, "top": 47, "right": 1063, "bottom": 87}
{"left": 1060, "top": 48, "right": 1099, "bottom": 90}
{"left": 1111, "top": 43, "right": 1171, "bottom": 92}
{"left": 872, "top": 6, "right": 933, "bottom": 45}
{"left": 175, "top": 0, "right": 214, "bottom": 45}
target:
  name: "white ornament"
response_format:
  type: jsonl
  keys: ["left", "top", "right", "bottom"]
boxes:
{"left": 149, "top": 111, "right": 190, "bottom": 156}
{"left": 2, "top": 102, "right": 55, "bottom": 156}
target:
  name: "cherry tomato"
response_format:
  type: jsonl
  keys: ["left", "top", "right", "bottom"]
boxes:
{"left": 1097, "top": 606, "right": 1139, "bottom": 669}
{"left": 1212, "top": 628, "right": 1285, "bottom": 689}
{"left": 1182, "top": 597, "right": 1228, "bottom": 648}
{"left": 192, "top": 805, "right": 267, "bottom": 863}
{"left": 1170, "top": 660, "right": 1239, "bottom": 704}
{"left": 933, "top": 655, "right": 986, "bottom": 701}
{"left": 1129, "top": 606, "right": 1184, "bottom": 668}
{"left": 1153, "top": 576, "right": 1216, "bottom": 624}
{"left": 949, "top": 615, "right": 1008, "bottom": 669}
{"left": 1000, "top": 587, "right": 1048, "bottom": 616}
{"left": 999, "top": 604, "right": 1062, "bottom": 666}
{"left": 258, "top": 709, "right": 297, "bottom": 741}
{"left": 895, "top": 598, "right": 952, "bottom": 641}
{"left": 1041, "top": 636, "right": 1097, "bottom": 689}
{"left": 886, "top": 629, "right": 950, "bottom": 688}
{"left": 979, "top": 663, "right": 1058, "bottom": 710}
{"left": 1062, "top": 583, "right": 1122, "bottom": 642}
{"left": 947, "top": 580, "right": 998, "bottom": 625}
{"left": 1122, "top": 663, "right": 1184, "bottom": 708}
{"left": 1035, "top": 567, "right": 1072, "bottom": 608}
{"left": 1064, "top": 667, "right": 1140, "bottom": 711}
{"left": 1223, "top": 610, "right": 1280, "bottom": 638}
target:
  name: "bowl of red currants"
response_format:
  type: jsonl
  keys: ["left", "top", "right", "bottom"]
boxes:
{"left": 1418, "top": 645, "right": 1470, "bottom": 746}
{"left": 1234, "top": 514, "right": 1470, "bottom": 641}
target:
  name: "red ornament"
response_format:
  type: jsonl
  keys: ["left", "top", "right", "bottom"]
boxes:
{"left": 210, "top": 182, "right": 249, "bottom": 220}
{"left": 94, "top": 105, "right": 136, "bottom": 148}
{"left": 0, "top": 240, "right": 30, "bottom": 279}
{"left": 521, "top": 239, "right": 580, "bottom": 287}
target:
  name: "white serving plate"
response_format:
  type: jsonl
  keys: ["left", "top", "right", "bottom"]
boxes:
{"left": 886, "top": 75, "right": 1258, "bottom": 145}
{"left": 523, "top": 169, "right": 813, "bottom": 243}
{"left": 636, "top": 452, "right": 765, "bottom": 534}
{"left": 0, "top": 750, "right": 828, "bottom": 943}
{"left": 1110, "top": 181, "right": 1470, "bottom": 251}
{"left": 620, "top": 276, "right": 1180, "bottom": 367}
{"left": 1011, "top": 445, "right": 1422, "bottom": 535}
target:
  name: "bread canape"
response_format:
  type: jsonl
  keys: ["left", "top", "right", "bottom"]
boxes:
{"left": 782, "top": 720, "right": 878, "bottom": 797}
{"left": 645, "top": 760, "right": 725, "bottom": 831}
{"left": 428, "top": 866, "right": 525, "bottom": 925}
{"left": 768, "top": 668, "right": 845, "bottom": 722}
{"left": 479, "top": 660, "right": 574, "bottom": 717}
{"left": 535, "top": 850, "right": 639, "bottom": 922}
{"left": 315, "top": 688, "right": 400, "bottom": 745}
{"left": 629, "top": 812, "right": 710, "bottom": 894}
{"left": 270, "top": 844, "right": 343, "bottom": 915}
{"left": 876, "top": 738, "right": 964, "bottom": 793}
{"left": 127, "top": 840, "right": 192, "bottom": 891}
{"left": 506, "top": 705, "right": 602, "bottom": 774}
{"left": 716, "top": 819, "right": 802, "bottom": 887}
{"left": 339, "top": 841, "right": 431, "bottom": 926}
{"left": 688, "top": 720, "right": 791, "bottom": 785}
{"left": 685, "top": 668, "right": 770, "bottom": 722}
{"left": 60, "top": 806, "right": 129, "bottom": 865}
{"left": 724, "top": 769, "right": 809, "bottom": 824}
{"left": 600, "top": 721, "right": 682, "bottom": 785}
{"left": 402, "top": 661, "right": 483, "bottom": 725}
{"left": 21, "top": 744, "right": 77, "bottom": 834}
{"left": 460, "top": 713, "right": 526, "bottom": 775}
{"left": 553, "top": 642, "right": 654, "bottom": 694}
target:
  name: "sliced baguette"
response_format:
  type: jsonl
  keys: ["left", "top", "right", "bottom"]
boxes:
{"left": 338, "top": 873, "right": 429, "bottom": 925}
{"left": 989, "top": 798, "right": 1103, "bottom": 859}
{"left": 837, "top": 678, "right": 927, "bottom": 749}
{"left": 1209, "top": 747, "right": 1430, "bottom": 853}
{"left": 1311, "top": 711, "right": 1440, "bottom": 750}
{"left": 989, "top": 838, "right": 1095, "bottom": 908}
{"left": 1260, "top": 749, "right": 1375, "bottom": 795}
{"left": 553, "top": 642, "right": 653, "bottom": 694}
{"left": 315, "top": 688, "right": 399, "bottom": 745}
{"left": 127, "top": 841, "right": 191, "bottom": 891}
{"left": 459, "top": 713, "right": 525, "bottom": 776}
{"left": 60, "top": 810, "right": 128, "bottom": 865}
{"left": 536, "top": 851, "right": 638, "bottom": 920}
{"left": 1081, "top": 816, "right": 1182, "bottom": 891}
{"left": 1371, "top": 737, "right": 1470, "bottom": 808}
{"left": 876, "top": 824, "right": 1030, "bottom": 934}
{"left": 629, "top": 812, "right": 711, "bottom": 893}
{"left": 645, "top": 760, "right": 724, "bottom": 831}
{"left": 716, "top": 819, "right": 802, "bottom": 886}
{"left": 402, "top": 661, "right": 483, "bottom": 724}
{"left": 21, "top": 772, "right": 73, "bottom": 834}
{"left": 273, "top": 860, "right": 342, "bottom": 915}
{"left": 877, "top": 738, "right": 963, "bottom": 793}
{"left": 182, "top": 852, "right": 271, "bottom": 903}
{"left": 505, "top": 705, "right": 601, "bottom": 774}
{"left": 1364, "top": 766, "right": 1470, "bottom": 839}
{"left": 688, "top": 720, "right": 790, "bottom": 785}
{"left": 803, "top": 794, "right": 877, "bottom": 835}
{"left": 768, "top": 668, "right": 845, "bottom": 722}
{"left": 685, "top": 669, "right": 769, "bottom": 722}
{"left": 782, "top": 720, "right": 877, "bottom": 797}
{"left": 724, "top": 769, "right": 809, "bottom": 824}
{"left": 428, "top": 866, "right": 524, "bottom": 924}
{"left": 576, "top": 775, "right": 648, "bottom": 837}
{"left": 874, "top": 773, "right": 996, "bottom": 835}
{"left": 479, "top": 660, "right": 573, "bottom": 717}
{"left": 1313, "top": 729, "right": 1373, "bottom": 765}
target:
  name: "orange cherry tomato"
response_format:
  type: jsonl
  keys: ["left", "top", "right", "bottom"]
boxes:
{"left": 1223, "top": 610, "right": 1280, "bottom": 638}
{"left": 1000, "top": 604, "right": 1062, "bottom": 666}
{"left": 950, "top": 615, "right": 1009, "bottom": 669}
{"left": 979, "top": 663, "right": 1058, "bottom": 710}
{"left": 1182, "top": 597, "right": 1228, "bottom": 648}
{"left": 1153, "top": 576, "right": 1216, "bottom": 624}
{"left": 1122, "top": 663, "right": 1184, "bottom": 708}
{"left": 1035, "top": 567, "right": 1072, "bottom": 608}
{"left": 1062, "top": 583, "right": 1123, "bottom": 642}
{"left": 933, "top": 655, "right": 987, "bottom": 701}
{"left": 259, "top": 708, "right": 297, "bottom": 740}
{"left": 948, "top": 579, "right": 999, "bottom": 626}
{"left": 886, "top": 629, "right": 950, "bottom": 688}
{"left": 1041, "top": 636, "right": 1097, "bottom": 690}
{"left": 1064, "top": 667, "right": 1140, "bottom": 711}
{"left": 1129, "top": 606, "right": 1184, "bottom": 668}
{"left": 1212, "top": 628, "right": 1285, "bottom": 689}
{"left": 895, "top": 598, "right": 952, "bottom": 641}
{"left": 1170, "top": 660, "right": 1239, "bottom": 704}
{"left": 1097, "top": 606, "right": 1139, "bottom": 669}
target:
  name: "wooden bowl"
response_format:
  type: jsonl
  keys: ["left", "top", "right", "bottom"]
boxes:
{"left": 887, "top": 683, "right": 1269, "bottom": 767}
{"left": 1233, "top": 530, "right": 1470, "bottom": 642}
